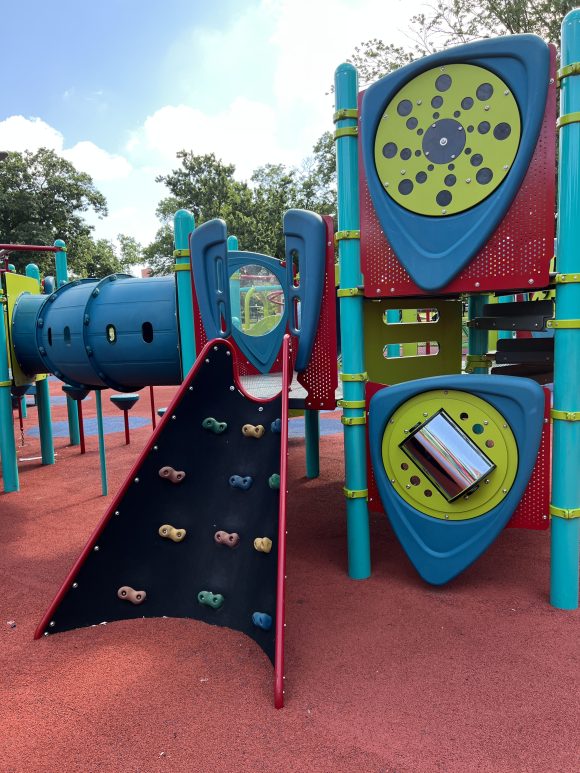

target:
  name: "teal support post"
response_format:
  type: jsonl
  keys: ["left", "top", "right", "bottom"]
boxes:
{"left": 54, "top": 240, "right": 80, "bottom": 448}
{"left": 24, "top": 263, "right": 40, "bottom": 422}
{"left": 467, "top": 295, "right": 490, "bottom": 374}
{"left": 8, "top": 264, "right": 15, "bottom": 272}
{"left": 228, "top": 236, "right": 241, "bottom": 328}
{"left": 174, "top": 210, "right": 196, "bottom": 375}
{"left": 36, "top": 378, "right": 54, "bottom": 465}
{"left": 386, "top": 309, "right": 400, "bottom": 357}
{"left": 550, "top": 8, "right": 580, "bottom": 610}
{"left": 0, "top": 290, "right": 19, "bottom": 492}
{"left": 95, "top": 390, "right": 108, "bottom": 496}
{"left": 305, "top": 409, "right": 320, "bottom": 479}
{"left": 335, "top": 63, "right": 370, "bottom": 580}
{"left": 497, "top": 295, "right": 515, "bottom": 339}
{"left": 20, "top": 396, "right": 27, "bottom": 419}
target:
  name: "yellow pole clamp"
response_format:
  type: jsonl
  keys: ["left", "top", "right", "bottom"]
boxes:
{"left": 554, "top": 273, "right": 580, "bottom": 284}
{"left": 335, "top": 230, "right": 360, "bottom": 243}
{"left": 173, "top": 249, "right": 190, "bottom": 258}
{"left": 343, "top": 487, "right": 368, "bottom": 499}
{"left": 549, "top": 504, "right": 580, "bottom": 520}
{"left": 337, "top": 399, "right": 366, "bottom": 409}
{"left": 334, "top": 126, "right": 358, "bottom": 140}
{"left": 173, "top": 263, "right": 191, "bottom": 272}
{"left": 546, "top": 319, "right": 580, "bottom": 329}
{"left": 551, "top": 408, "right": 580, "bottom": 421}
{"left": 341, "top": 415, "right": 366, "bottom": 426}
{"left": 340, "top": 372, "right": 368, "bottom": 382}
{"left": 557, "top": 112, "right": 580, "bottom": 129}
{"left": 557, "top": 62, "right": 580, "bottom": 83}
{"left": 0, "top": 380, "right": 12, "bottom": 387}
{"left": 337, "top": 287, "right": 364, "bottom": 297}
{"left": 333, "top": 108, "right": 358, "bottom": 122}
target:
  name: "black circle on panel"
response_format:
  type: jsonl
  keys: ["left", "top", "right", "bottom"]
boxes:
{"left": 444, "top": 174, "right": 456, "bottom": 187}
{"left": 397, "top": 99, "right": 413, "bottom": 116}
{"left": 415, "top": 150, "right": 422, "bottom": 157}
{"left": 478, "top": 121, "right": 490, "bottom": 134}
{"left": 465, "top": 147, "right": 472, "bottom": 155}
{"left": 476, "top": 82, "right": 493, "bottom": 100}
{"left": 417, "top": 128, "right": 424, "bottom": 136}
{"left": 415, "top": 171, "right": 428, "bottom": 184}
{"left": 406, "top": 117, "right": 418, "bottom": 130}
{"left": 470, "top": 153, "right": 483, "bottom": 167}
{"left": 453, "top": 110, "right": 460, "bottom": 118}
{"left": 467, "top": 125, "right": 474, "bottom": 133}
{"left": 435, "top": 74, "right": 452, "bottom": 92}
{"left": 448, "top": 163, "right": 455, "bottom": 170}
{"left": 436, "top": 190, "right": 452, "bottom": 206}
{"left": 383, "top": 142, "right": 398, "bottom": 158}
{"left": 433, "top": 112, "right": 440, "bottom": 119}
{"left": 461, "top": 97, "right": 474, "bottom": 110}
{"left": 401, "top": 147, "right": 412, "bottom": 160}
{"left": 398, "top": 179, "right": 414, "bottom": 195}
{"left": 431, "top": 95, "right": 443, "bottom": 108}
{"left": 421, "top": 118, "right": 466, "bottom": 164}
{"left": 476, "top": 167, "right": 493, "bottom": 185}
{"left": 428, "top": 164, "right": 434, "bottom": 171}
{"left": 493, "top": 122, "right": 511, "bottom": 140}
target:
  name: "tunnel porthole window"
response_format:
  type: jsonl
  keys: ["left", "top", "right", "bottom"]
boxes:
{"left": 142, "top": 321, "right": 154, "bottom": 343}
{"left": 106, "top": 324, "right": 117, "bottom": 344}
{"left": 63, "top": 326, "right": 71, "bottom": 346}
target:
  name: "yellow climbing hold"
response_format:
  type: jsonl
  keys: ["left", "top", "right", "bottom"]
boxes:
{"left": 254, "top": 537, "right": 273, "bottom": 553}
{"left": 158, "top": 524, "right": 187, "bottom": 542}
{"left": 242, "top": 424, "right": 265, "bottom": 438}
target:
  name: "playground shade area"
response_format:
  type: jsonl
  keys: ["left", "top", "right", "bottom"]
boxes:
{"left": 1, "top": 379, "right": 579, "bottom": 773}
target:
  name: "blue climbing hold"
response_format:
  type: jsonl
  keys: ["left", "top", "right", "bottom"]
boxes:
{"left": 270, "top": 418, "right": 281, "bottom": 434}
{"left": 252, "top": 612, "right": 273, "bottom": 631}
{"left": 229, "top": 474, "right": 253, "bottom": 491}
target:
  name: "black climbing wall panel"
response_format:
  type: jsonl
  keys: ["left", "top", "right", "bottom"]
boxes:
{"left": 36, "top": 339, "right": 288, "bottom": 667}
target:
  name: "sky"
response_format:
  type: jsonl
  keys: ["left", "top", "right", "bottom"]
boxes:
{"left": 0, "top": 0, "right": 426, "bottom": 249}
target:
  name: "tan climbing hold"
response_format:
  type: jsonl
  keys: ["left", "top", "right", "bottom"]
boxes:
{"left": 254, "top": 537, "right": 273, "bottom": 553}
{"left": 242, "top": 424, "right": 265, "bottom": 439}
{"left": 214, "top": 530, "right": 240, "bottom": 548}
{"left": 158, "top": 524, "right": 187, "bottom": 542}
{"left": 117, "top": 586, "right": 146, "bottom": 605}
{"left": 158, "top": 466, "right": 186, "bottom": 483}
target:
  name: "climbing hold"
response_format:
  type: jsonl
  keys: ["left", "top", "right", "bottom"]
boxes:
{"left": 242, "top": 423, "right": 265, "bottom": 439}
{"left": 268, "top": 474, "right": 280, "bottom": 490}
{"left": 252, "top": 612, "right": 273, "bottom": 631}
{"left": 202, "top": 417, "right": 228, "bottom": 434}
{"left": 158, "top": 524, "right": 187, "bottom": 542}
{"left": 214, "top": 531, "right": 240, "bottom": 548}
{"left": 270, "top": 418, "right": 281, "bottom": 434}
{"left": 198, "top": 591, "right": 224, "bottom": 609}
{"left": 117, "top": 586, "right": 146, "bottom": 605}
{"left": 229, "top": 475, "right": 253, "bottom": 491}
{"left": 158, "top": 466, "right": 186, "bottom": 484}
{"left": 254, "top": 537, "right": 273, "bottom": 553}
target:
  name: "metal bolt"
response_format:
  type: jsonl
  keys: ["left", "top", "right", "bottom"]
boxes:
{"left": 153, "top": 446, "right": 158, "bottom": 452}
{"left": 405, "top": 484, "right": 411, "bottom": 489}
{"left": 258, "top": 406, "right": 264, "bottom": 412}
{"left": 49, "top": 621, "right": 55, "bottom": 627}
{"left": 440, "top": 137, "right": 448, "bottom": 146}
{"left": 189, "top": 386, "right": 193, "bottom": 391}
{"left": 390, "top": 479, "right": 395, "bottom": 483}
{"left": 504, "top": 89, "right": 510, "bottom": 95}
{"left": 549, "top": 78, "right": 554, "bottom": 85}
{"left": 432, "top": 124, "right": 436, "bottom": 128}
{"left": 502, "top": 424, "right": 507, "bottom": 428}
{"left": 390, "top": 287, "right": 395, "bottom": 293}
{"left": 115, "top": 510, "right": 120, "bottom": 515}
{"left": 528, "top": 279, "right": 534, "bottom": 285}
{"left": 502, "top": 488, "right": 507, "bottom": 494}
{"left": 442, "top": 209, "right": 447, "bottom": 214}
{"left": 72, "top": 583, "right": 78, "bottom": 589}
{"left": 483, "top": 420, "right": 489, "bottom": 425}
{"left": 94, "top": 545, "right": 100, "bottom": 551}
{"left": 417, "top": 99, "right": 422, "bottom": 105}
{"left": 389, "top": 419, "right": 394, "bottom": 424}
{"left": 205, "top": 358, "right": 210, "bottom": 363}
{"left": 484, "top": 105, "right": 490, "bottom": 111}
{"left": 213, "top": 345, "right": 218, "bottom": 351}
{"left": 134, "top": 477, "right": 140, "bottom": 483}
{"left": 444, "top": 514, "right": 449, "bottom": 519}
{"left": 542, "top": 514, "right": 548, "bottom": 520}
{"left": 229, "top": 386, "right": 235, "bottom": 391}
{"left": 401, "top": 169, "right": 406, "bottom": 175}
{"left": 503, "top": 165, "right": 509, "bottom": 170}
{"left": 485, "top": 479, "right": 490, "bottom": 485}
{"left": 376, "top": 288, "right": 381, "bottom": 294}
{"left": 475, "top": 282, "right": 480, "bottom": 288}
{"left": 226, "top": 351, "right": 231, "bottom": 356}
{"left": 466, "top": 178, "right": 472, "bottom": 183}
{"left": 171, "top": 415, "right": 176, "bottom": 420}
{"left": 451, "top": 154, "right": 456, "bottom": 159}
{"left": 458, "top": 126, "right": 463, "bottom": 131}
{"left": 384, "top": 181, "right": 389, "bottom": 187}
{"left": 443, "top": 390, "right": 448, "bottom": 395}
{"left": 423, "top": 412, "right": 428, "bottom": 417}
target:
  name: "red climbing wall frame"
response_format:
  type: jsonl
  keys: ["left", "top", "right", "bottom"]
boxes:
{"left": 35, "top": 337, "right": 291, "bottom": 709}
{"left": 359, "top": 46, "right": 557, "bottom": 297}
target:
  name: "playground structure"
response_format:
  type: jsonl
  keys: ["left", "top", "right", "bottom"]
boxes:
{"left": 1, "top": 12, "right": 580, "bottom": 708}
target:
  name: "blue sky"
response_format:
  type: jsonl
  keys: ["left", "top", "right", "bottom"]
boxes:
{"left": 0, "top": 0, "right": 424, "bottom": 250}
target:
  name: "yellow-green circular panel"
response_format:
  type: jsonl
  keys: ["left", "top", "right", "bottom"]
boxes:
{"left": 374, "top": 64, "right": 521, "bottom": 216}
{"left": 381, "top": 390, "right": 518, "bottom": 520}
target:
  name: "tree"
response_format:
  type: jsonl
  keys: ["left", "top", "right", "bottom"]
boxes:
{"left": 0, "top": 148, "right": 108, "bottom": 275}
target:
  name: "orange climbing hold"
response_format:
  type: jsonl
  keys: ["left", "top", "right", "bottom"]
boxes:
{"left": 158, "top": 466, "right": 186, "bottom": 483}
{"left": 117, "top": 586, "right": 146, "bottom": 604}
{"left": 214, "top": 530, "right": 240, "bottom": 548}
{"left": 158, "top": 524, "right": 187, "bottom": 542}
{"left": 254, "top": 537, "right": 273, "bottom": 553}
{"left": 242, "top": 424, "right": 265, "bottom": 439}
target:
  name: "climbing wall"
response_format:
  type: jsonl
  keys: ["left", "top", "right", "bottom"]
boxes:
{"left": 35, "top": 337, "right": 290, "bottom": 708}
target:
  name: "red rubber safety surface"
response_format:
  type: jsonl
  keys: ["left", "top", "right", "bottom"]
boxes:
{"left": 1, "top": 379, "right": 579, "bottom": 772}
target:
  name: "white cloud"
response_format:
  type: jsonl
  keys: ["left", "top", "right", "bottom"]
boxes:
{"left": 0, "top": 115, "right": 63, "bottom": 153}
{"left": 62, "top": 141, "right": 132, "bottom": 181}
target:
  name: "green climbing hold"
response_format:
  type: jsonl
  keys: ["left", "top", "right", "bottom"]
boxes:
{"left": 197, "top": 591, "right": 224, "bottom": 609}
{"left": 202, "top": 417, "right": 228, "bottom": 434}
{"left": 268, "top": 474, "right": 280, "bottom": 490}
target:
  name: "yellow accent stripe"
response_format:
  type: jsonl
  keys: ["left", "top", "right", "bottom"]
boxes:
{"left": 340, "top": 372, "right": 368, "bottom": 382}
{"left": 333, "top": 108, "right": 358, "bottom": 122}
{"left": 335, "top": 229, "right": 360, "bottom": 243}
{"left": 551, "top": 408, "right": 580, "bottom": 422}
{"left": 343, "top": 487, "right": 368, "bottom": 499}
{"left": 0, "top": 380, "right": 12, "bottom": 387}
{"left": 557, "top": 62, "right": 580, "bottom": 83}
{"left": 550, "top": 504, "right": 580, "bottom": 520}
{"left": 546, "top": 318, "right": 580, "bottom": 329}
{"left": 334, "top": 126, "right": 358, "bottom": 140}
{"left": 338, "top": 399, "right": 366, "bottom": 409}
{"left": 173, "top": 249, "right": 190, "bottom": 258}
{"left": 341, "top": 415, "right": 366, "bottom": 426}
{"left": 173, "top": 263, "right": 191, "bottom": 272}
{"left": 554, "top": 273, "right": 580, "bottom": 284}
{"left": 337, "top": 287, "right": 363, "bottom": 297}
{"left": 557, "top": 112, "right": 580, "bottom": 129}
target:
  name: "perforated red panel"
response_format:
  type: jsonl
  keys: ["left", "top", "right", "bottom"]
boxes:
{"left": 360, "top": 46, "right": 556, "bottom": 298}
{"left": 365, "top": 382, "right": 551, "bottom": 530}
{"left": 191, "top": 217, "right": 337, "bottom": 406}
{"left": 297, "top": 216, "right": 338, "bottom": 409}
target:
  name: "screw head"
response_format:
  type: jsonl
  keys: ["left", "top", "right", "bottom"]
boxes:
{"left": 134, "top": 477, "right": 139, "bottom": 483}
{"left": 94, "top": 545, "right": 100, "bottom": 551}
{"left": 72, "top": 582, "right": 78, "bottom": 589}
{"left": 171, "top": 415, "right": 176, "bottom": 420}
{"left": 49, "top": 621, "right": 55, "bottom": 627}
{"left": 229, "top": 386, "right": 235, "bottom": 391}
